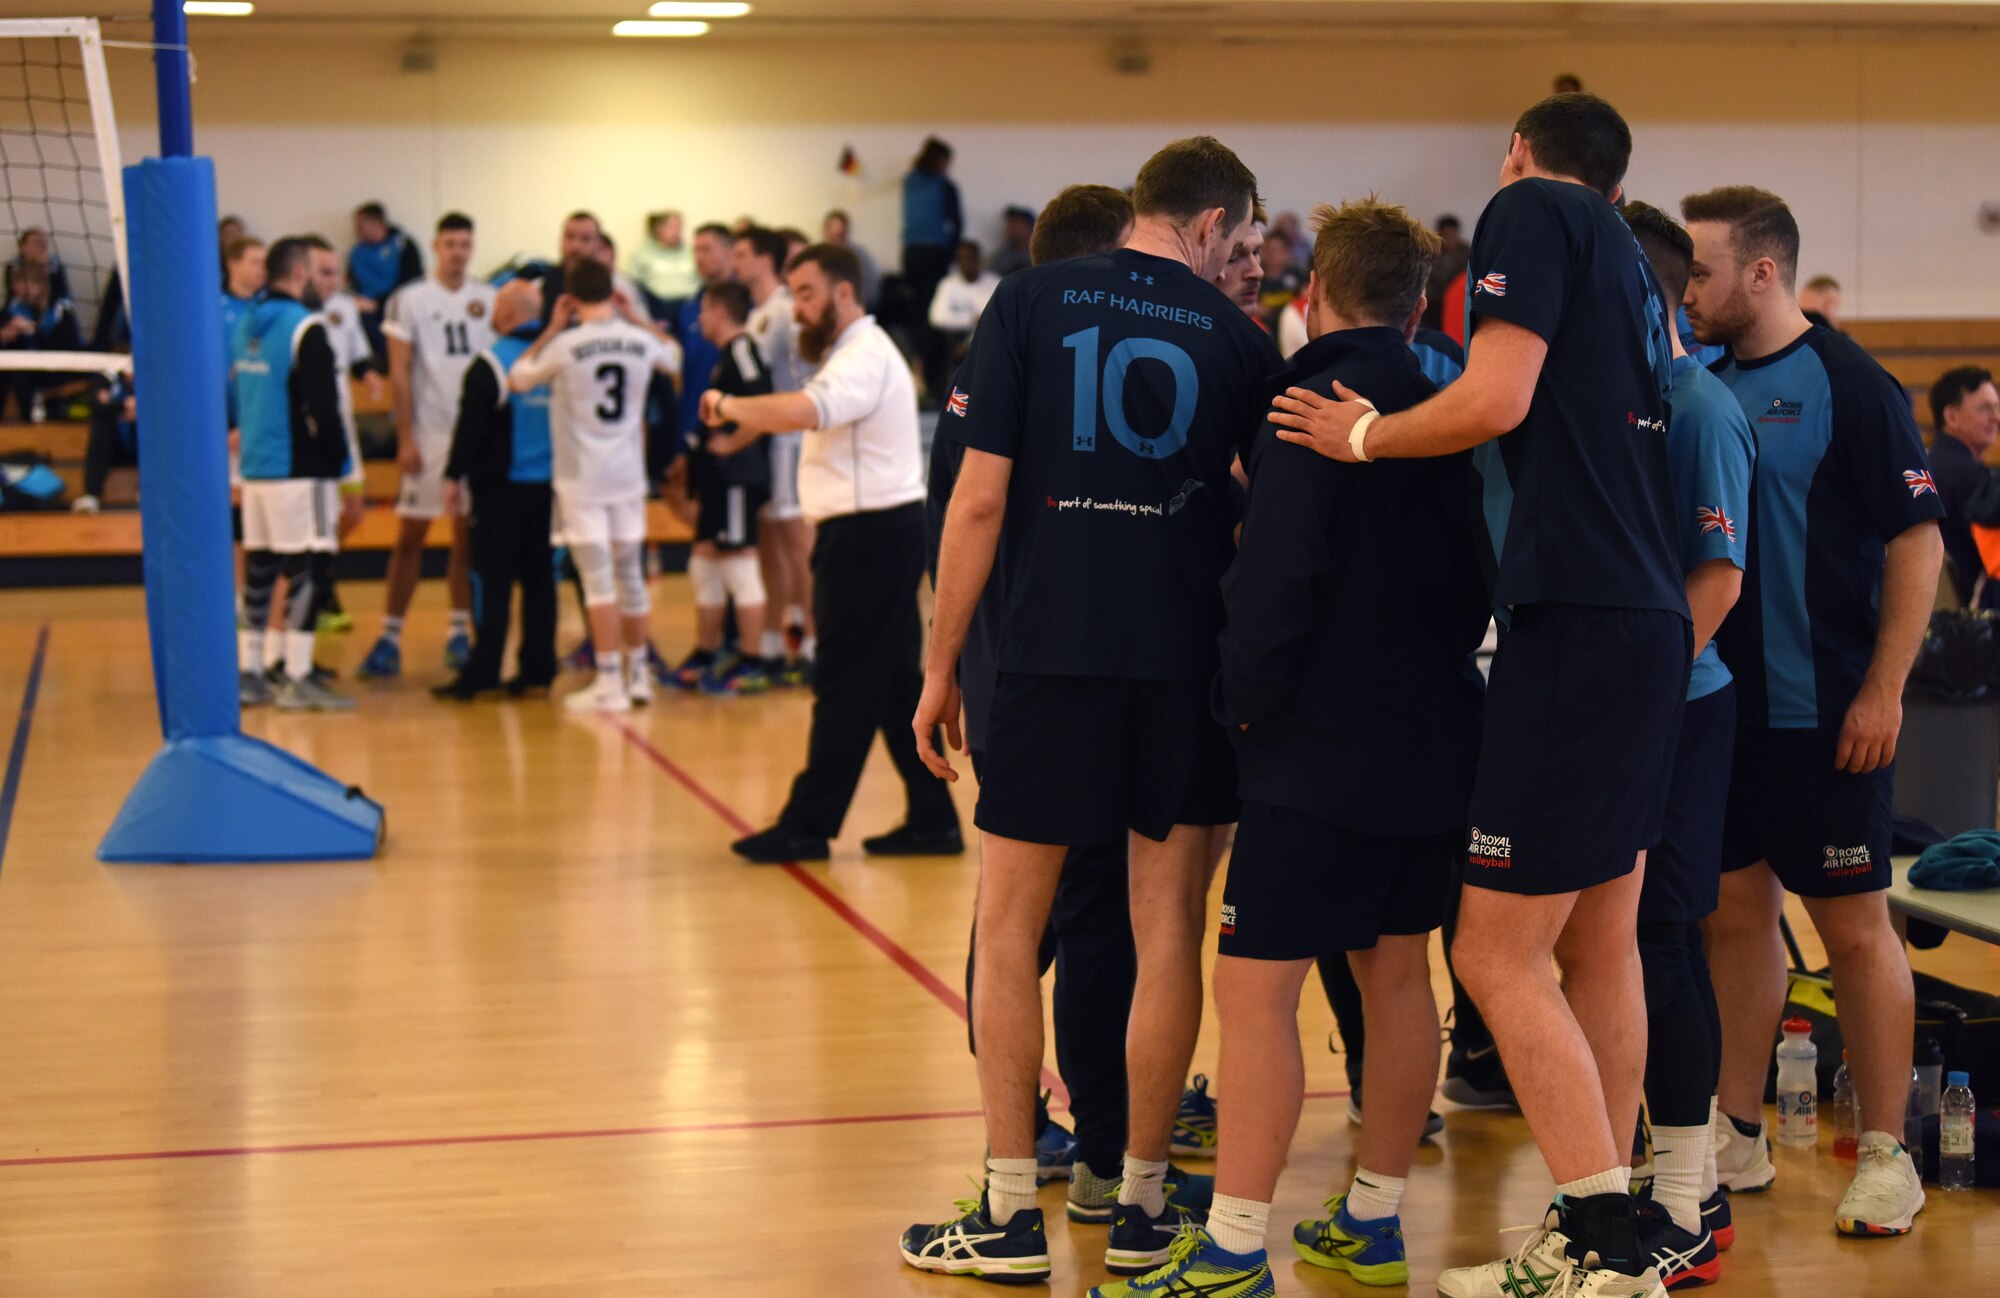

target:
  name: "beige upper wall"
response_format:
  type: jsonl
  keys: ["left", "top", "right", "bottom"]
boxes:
{"left": 83, "top": 28, "right": 2000, "bottom": 317}
{"left": 106, "top": 30, "right": 2000, "bottom": 127}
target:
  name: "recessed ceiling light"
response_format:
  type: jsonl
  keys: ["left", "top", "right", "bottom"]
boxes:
{"left": 184, "top": 1, "right": 254, "bottom": 15}
{"left": 648, "top": 2, "right": 752, "bottom": 16}
{"left": 612, "top": 20, "right": 710, "bottom": 37}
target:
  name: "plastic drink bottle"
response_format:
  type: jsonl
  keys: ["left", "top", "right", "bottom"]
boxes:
{"left": 1941, "top": 1071, "right": 1976, "bottom": 1191}
{"left": 1774, "top": 1017, "right": 1819, "bottom": 1147}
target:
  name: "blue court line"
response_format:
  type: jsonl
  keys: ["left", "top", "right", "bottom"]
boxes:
{"left": 0, "top": 623, "right": 50, "bottom": 871}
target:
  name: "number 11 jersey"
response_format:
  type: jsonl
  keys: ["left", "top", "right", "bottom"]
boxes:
{"left": 948, "top": 247, "right": 1278, "bottom": 683}
{"left": 510, "top": 318, "right": 675, "bottom": 506}
{"left": 381, "top": 275, "right": 497, "bottom": 445}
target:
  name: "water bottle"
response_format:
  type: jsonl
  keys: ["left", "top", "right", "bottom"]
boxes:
{"left": 28, "top": 390, "right": 45, "bottom": 424}
{"left": 1904, "top": 1067, "right": 1925, "bottom": 1181}
{"left": 1832, "top": 1051, "right": 1858, "bottom": 1160}
{"left": 1941, "top": 1071, "right": 1976, "bottom": 1191}
{"left": 1774, "top": 1016, "right": 1819, "bottom": 1147}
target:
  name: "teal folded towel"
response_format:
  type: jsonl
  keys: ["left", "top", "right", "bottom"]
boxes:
{"left": 1910, "top": 829, "right": 2000, "bottom": 890}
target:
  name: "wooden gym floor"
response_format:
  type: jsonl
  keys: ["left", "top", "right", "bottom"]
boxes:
{"left": 0, "top": 580, "right": 1993, "bottom": 1296}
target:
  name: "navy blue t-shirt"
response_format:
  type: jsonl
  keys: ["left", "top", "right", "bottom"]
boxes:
{"left": 948, "top": 247, "right": 1278, "bottom": 682}
{"left": 1467, "top": 178, "right": 1684, "bottom": 618}
{"left": 1711, "top": 325, "right": 1945, "bottom": 729}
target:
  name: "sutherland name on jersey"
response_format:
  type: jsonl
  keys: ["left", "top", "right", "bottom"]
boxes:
{"left": 572, "top": 336, "right": 657, "bottom": 363}
{"left": 1059, "top": 287, "right": 1214, "bottom": 331}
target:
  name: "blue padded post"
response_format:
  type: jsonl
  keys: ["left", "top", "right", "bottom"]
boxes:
{"left": 97, "top": 157, "right": 382, "bottom": 864}
{"left": 128, "top": 156, "right": 234, "bottom": 741}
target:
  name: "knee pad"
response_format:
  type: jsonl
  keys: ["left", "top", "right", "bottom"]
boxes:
{"left": 688, "top": 552, "right": 727, "bottom": 607}
{"left": 1638, "top": 920, "right": 1701, "bottom": 1015}
{"left": 573, "top": 542, "right": 617, "bottom": 607}
{"left": 720, "top": 552, "right": 766, "bottom": 607}
{"left": 613, "top": 541, "right": 649, "bottom": 616}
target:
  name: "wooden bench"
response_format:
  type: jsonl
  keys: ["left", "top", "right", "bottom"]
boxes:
{"left": 1891, "top": 856, "right": 2000, "bottom": 946}
{"left": 1846, "top": 319, "right": 2000, "bottom": 440}
{"left": 0, "top": 499, "right": 691, "bottom": 558}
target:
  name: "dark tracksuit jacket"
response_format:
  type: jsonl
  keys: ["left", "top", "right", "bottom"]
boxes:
{"left": 1215, "top": 325, "right": 1489, "bottom": 838}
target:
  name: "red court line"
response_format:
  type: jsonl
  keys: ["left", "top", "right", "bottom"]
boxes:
{"left": 612, "top": 721, "right": 1082, "bottom": 1099}
{"left": 615, "top": 721, "right": 972, "bottom": 1018}
{"left": 0, "top": 1107, "right": 987, "bottom": 1169}
{"left": 0, "top": 1091, "right": 1355, "bottom": 1171}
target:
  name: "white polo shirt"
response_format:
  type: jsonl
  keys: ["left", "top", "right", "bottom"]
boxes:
{"left": 798, "top": 314, "right": 925, "bottom": 523}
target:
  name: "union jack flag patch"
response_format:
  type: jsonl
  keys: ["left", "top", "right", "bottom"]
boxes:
{"left": 1475, "top": 273, "right": 1508, "bottom": 298}
{"left": 1696, "top": 506, "right": 1736, "bottom": 541}
{"left": 946, "top": 388, "right": 969, "bottom": 417}
{"left": 1903, "top": 468, "right": 1938, "bottom": 498}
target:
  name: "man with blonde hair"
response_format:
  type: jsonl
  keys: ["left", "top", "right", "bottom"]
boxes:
{"left": 1104, "top": 197, "right": 1487, "bottom": 1295}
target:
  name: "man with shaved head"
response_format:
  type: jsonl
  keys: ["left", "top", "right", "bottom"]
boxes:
{"left": 434, "top": 277, "right": 559, "bottom": 700}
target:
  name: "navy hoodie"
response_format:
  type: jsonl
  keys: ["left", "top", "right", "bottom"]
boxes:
{"left": 1215, "top": 325, "right": 1488, "bottom": 836}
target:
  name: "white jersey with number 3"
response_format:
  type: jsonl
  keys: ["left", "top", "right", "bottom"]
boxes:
{"left": 381, "top": 276, "right": 498, "bottom": 443}
{"left": 510, "top": 317, "right": 678, "bottom": 505}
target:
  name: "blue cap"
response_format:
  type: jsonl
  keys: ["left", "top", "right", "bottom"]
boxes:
{"left": 1948, "top": 1071, "right": 1970, "bottom": 1086}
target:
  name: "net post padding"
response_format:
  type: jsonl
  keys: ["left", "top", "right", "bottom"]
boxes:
{"left": 96, "top": 155, "right": 380, "bottom": 864}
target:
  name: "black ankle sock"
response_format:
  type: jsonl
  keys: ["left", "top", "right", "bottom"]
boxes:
{"left": 1728, "top": 1113, "right": 1762, "bottom": 1140}
{"left": 1559, "top": 1192, "right": 1644, "bottom": 1276}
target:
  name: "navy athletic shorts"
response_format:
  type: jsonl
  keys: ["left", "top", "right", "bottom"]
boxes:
{"left": 1640, "top": 683, "right": 1737, "bottom": 925}
{"left": 1219, "top": 801, "right": 1456, "bottom": 961}
{"left": 976, "top": 672, "right": 1238, "bottom": 845}
{"left": 696, "top": 481, "right": 766, "bottom": 552}
{"left": 1465, "top": 602, "right": 1691, "bottom": 896}
{"left": 1721, "top": 724, "right": 1894, "bottom": 897}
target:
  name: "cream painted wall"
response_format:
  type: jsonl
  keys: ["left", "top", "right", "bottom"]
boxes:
{"left": 93, "top": 29, "right": 2000, "bottom": 317}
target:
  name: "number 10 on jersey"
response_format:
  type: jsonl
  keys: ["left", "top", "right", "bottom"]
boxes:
{"left": 1063, "top": 327, "right": 1199, "bottom": 459}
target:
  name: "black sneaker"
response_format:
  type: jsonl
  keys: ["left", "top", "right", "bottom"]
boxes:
{"left": 900, "top": 1192, "right": 1051, "bottom": 1283}
{"left": 1442, "top": 1040, "right": 1516, "bottom": 1109}
{"left": 862, "top": 824, "right": 966, "bottom": 857}
{"left": 503, "top": 675, "right": 553, "bottom": 699}
{"left": 731, "top": 824, "right": 831, "bottom": 864}
{"left": 1105, "top": 1194, "right": 1207, "bottom": 1275}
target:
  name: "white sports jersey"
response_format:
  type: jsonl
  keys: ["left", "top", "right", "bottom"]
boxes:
{"left": 322, "top": 289, "right": 372, "bottom": 484}
{"left": 746, "top": 285, "right": 803, "bottom": 393}
{"left": 510, "top": 317, "right": 676, "bottom": 505}
{"left": 321, "top": 290, "right": 373, "bottom": 376}
{"left": 381, "top": 275, "right": 497, "bottom": 443}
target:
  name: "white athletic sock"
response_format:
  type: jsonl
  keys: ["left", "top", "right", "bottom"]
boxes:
{"left": 800, "top": 634, "right": 817, "bottom": 661}
{"left": 1557, "top": 1167, "right": 1633, "bottom": 1203}
{"left": 264, "top": 627, "right": 285, "bottom": 668}
{"left": 985, "top": 1156, "right": 1038, "bottom": 1225}
{"left": 759, "top": 630, "right": 786, "bottom": 659}
{"left": 595, "top": 651, "right": 623, "bottom": 693}
{"left": 381, "top": 615, "right": 403, "bottom": 644}
{"left": 1700, "top": 1097, "right": 1720, "bottom": 1199}
{"left": 238, "top": 629, "right": 263, "bottom": 673}
{"left": 1345, "top": 1167, "right": 1407, "bottom": 1222}
{"left": 1117, "top": 1154, "right": 1169, "bottom": 1215}
{"left": 284, "top": 630, "right": 315, "bottom": 683}
{"left": 1205, "top": 1193, "right": 1268, "bottom": 1256}
{"left": 1652, "top": 1123, "right": 1709, "bottom": 1235}
{"left": 448, "top": 608, "right": 470, "bottom": 635}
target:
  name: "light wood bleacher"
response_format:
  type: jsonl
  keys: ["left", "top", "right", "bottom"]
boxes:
{"left": 1843, "top": 318, "right": 2000, "bottom": 445}
{"left": 0, "top": 375, "right": 692, "bottom": 560}
{"left": 6, "top": 323, "right": 1991, "bottom": 562}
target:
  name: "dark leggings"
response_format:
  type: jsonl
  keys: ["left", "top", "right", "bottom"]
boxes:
{"left": 1639, "top": 919, "right": 1722, "bottom": 1127}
